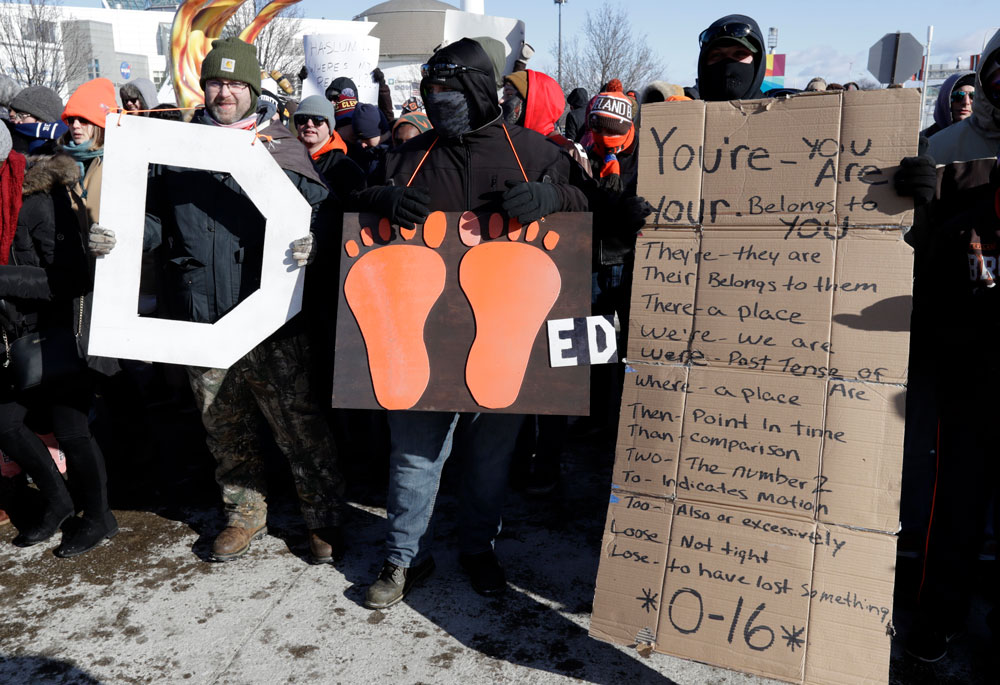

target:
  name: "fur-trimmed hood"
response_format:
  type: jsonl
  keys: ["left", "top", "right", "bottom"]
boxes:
{"left": 22, "top": 153, "right": 79, "bottom": 196}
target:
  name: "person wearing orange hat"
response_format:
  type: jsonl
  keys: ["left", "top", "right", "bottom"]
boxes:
{"left": 61, "top": 77, "right": 116, "bottom": 230}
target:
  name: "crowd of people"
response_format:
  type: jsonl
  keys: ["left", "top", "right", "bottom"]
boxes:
{"left": 0, "top": 11, "right": 999, "bottom": 673}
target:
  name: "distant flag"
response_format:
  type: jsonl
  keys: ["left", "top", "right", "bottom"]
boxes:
{"left": 763, "top": 53, "right": 785, "bottom": 91}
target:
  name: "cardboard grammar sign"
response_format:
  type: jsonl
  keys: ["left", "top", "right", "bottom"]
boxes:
{"left": 332, "top": 212, "right": 592, "bottom": 415}
{"left": 589, "top": 90, "right": 920, "bottom": 685}
{"left": 89, "top": 114, "right": 310, "bottom": 369}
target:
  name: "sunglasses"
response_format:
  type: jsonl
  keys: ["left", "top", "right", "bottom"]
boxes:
{"left": 294, "top": 114, "right": 328, "bottom": 128}
{"left": 950, "top": 90, "right": 974, "bottom": 102}
{"left": 698, "top": 22, "right": 755, "bottom": 48}
{"left": 420, "top": 63, "right": 487, "bottom": 79}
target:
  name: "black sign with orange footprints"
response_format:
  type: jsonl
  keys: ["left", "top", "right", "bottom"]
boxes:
{"left": 332, "top": 211, "right": 593, "bottom": 414}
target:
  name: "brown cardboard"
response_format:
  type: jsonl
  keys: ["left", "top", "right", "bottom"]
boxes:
{"left": 628, "top": 228, "right": 912, "bottom": 384}
{"left": 592, "top": 90, "right": 917, "bottom": 685}
{"left": 637, "top": 100, "right": 705, "bottom": 228}
{"left": 331, "top": 212, "right": 592, "bottom": 414}
{"left": 638, "top": 89, "right": 921, "bottom": 230}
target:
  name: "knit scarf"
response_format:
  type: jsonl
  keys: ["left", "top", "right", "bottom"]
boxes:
{"left": 310, "top": 131, "right": 347, "bottom": 161}
{"left": 591, "top": 127, "right": 635, "bottom": 179}
{"left": 63, "top": 138, "right": 104, "bottom": 197}
{"left": 0, "top": 152, "right": 26, "bottom": 266}
{"left": 203, "top": 111, "right": 258, "bottom": 131}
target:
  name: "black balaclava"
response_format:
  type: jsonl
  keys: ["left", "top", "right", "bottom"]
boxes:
{"left": 420, "top": 37, "right": 502, "bottom": 138}
{"left": 425, "top": 90, "right": 472, "bottom": 138}
{"left": 696, "top": 14, "right": 766, "bottom": 101}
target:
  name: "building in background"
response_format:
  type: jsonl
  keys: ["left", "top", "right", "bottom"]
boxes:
{"left": 1, "top": 0, "right": 527, "bottom": 108}
{"left": 354, "top": 0, "right": 527, "bottom": 112}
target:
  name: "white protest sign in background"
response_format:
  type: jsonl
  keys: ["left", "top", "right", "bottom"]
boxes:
{"left": 301, "top": 34, "right": 380, "bottom": 104}
{"left": 89, "top": 113, "right": 310, "bottom": 369}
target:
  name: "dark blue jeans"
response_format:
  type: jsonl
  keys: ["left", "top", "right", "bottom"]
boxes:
{"left": 385, "top": 411, "right": 525, "bottom": 567}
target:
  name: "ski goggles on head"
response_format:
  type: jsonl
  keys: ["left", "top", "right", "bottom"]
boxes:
{"left": 698, "top": 22, "right": 757, "bottom": 50}
{"left": 420, "top": 63, "right": 487, "bottom": 79}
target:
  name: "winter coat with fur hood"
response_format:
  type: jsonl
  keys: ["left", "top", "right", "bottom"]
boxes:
{"left": 0, "top": 153, "right": 90, "bottom": 343}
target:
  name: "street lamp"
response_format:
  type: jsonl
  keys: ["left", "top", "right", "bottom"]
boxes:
{"left": 555, "top": 0, "right": 568, "bottom": 86}
{"left": 767, "top": 27, "right": 778, "bottom": 54}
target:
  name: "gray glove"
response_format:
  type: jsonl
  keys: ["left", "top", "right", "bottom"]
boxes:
{"left": 291, "top": 233, "right": 316, "bottom": 267}
{"left": 88, "top": 223, "right": 116, "bottom": 257}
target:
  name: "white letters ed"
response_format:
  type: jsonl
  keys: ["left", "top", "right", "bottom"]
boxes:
{"left": 88, "top": 113, "right": 310, "bottom": 369}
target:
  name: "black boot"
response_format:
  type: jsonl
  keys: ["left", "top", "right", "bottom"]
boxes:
{"left": 54, "top": 435, "right": 116, "bottom": 557}
{"left": 0, "top": 426, "right": 74, "bottom": 547}
{"left": 54, "top": 511, "right": 118, "bottom": 558}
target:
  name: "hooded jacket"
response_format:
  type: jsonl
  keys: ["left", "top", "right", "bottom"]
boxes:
{"left": 564, "top": 87, "right": 589, "bottom": 142}
{"left": 369, "top": 39, "right": 588, "bottom": 214}
{"left": 922, "top": 71, "right": 974, "bottom": 138}
{"left": 120, "top": 78, "right": 159, "bottom": 112}
{"left": 928, "top": 31, "right": 1000, "bottom": 164}
{"left": 688, "top": 14, "right": 767, "bottom": 101}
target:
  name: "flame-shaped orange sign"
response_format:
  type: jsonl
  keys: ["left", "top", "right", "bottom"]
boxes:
{"left": 170, "top": 0, "right": 303, "bottom": 110}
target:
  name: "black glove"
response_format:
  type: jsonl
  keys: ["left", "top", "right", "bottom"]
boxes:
{"left": 502, "top": 180, "right": 561, "bottom": 223}
{"left": 363, "top": 186, "right": 431, "bottom": 229}
{"left": 894, "top": 154, "right": 937, "bottom": 206}
{"left": 622, "top": 195, "right": 654, "bottom": 232}
{"left": 371, "top": 68, "right": 385, "bottom": 84}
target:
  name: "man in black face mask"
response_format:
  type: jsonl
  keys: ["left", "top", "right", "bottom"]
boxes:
{"left": 355, "top": 37, "right": 589, "bottom": 610}
{"left": 687, "top": 14, "right": 767, "bottom": 102}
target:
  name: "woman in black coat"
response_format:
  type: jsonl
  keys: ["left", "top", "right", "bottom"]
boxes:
{"left": 0, "top": 125, "right": 117, "bottom": 557}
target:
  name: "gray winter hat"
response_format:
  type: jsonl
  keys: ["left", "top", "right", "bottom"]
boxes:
{"left": 10, "top": 85, "right": 64, "bottom": 122}
{"left": 0, "top": 124, "right": 11, "bottom": 162}
{"left": 296, "top": 95, "right": 335, "bottom": 123}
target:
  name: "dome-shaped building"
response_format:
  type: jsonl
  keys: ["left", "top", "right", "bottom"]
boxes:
{"left": 353, "top": 0, "right": 526, "bottom": 113}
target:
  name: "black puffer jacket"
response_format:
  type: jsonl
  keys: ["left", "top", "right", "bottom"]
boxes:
{"left": 362, "top": 38, "right": 589, "bottom": 214}
{"left": 0, "top": 153, "right": 91, "bottom": 356}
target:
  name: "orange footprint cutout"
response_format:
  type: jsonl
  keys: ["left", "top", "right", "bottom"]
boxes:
{"left": 344, "top": 212, "right": 447, "bottom": 410}
{"left": 459, "top": 212, "right": 561, "bottom": 409}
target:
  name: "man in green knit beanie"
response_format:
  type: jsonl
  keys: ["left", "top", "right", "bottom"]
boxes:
{"left": 200, "top": 37, "right": 261, "bottom": 125}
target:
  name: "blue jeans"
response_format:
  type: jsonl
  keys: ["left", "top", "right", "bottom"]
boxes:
{"left": 385, "top": 411, "right": 525, "bottom": 568}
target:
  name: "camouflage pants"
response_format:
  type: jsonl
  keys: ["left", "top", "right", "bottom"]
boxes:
{"left": 187, "top": 333, "right": 344, "bottom": 530}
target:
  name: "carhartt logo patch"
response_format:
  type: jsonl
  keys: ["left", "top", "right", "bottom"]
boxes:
{"left": 221, "top": 58, "right": 236, "bottom": 73}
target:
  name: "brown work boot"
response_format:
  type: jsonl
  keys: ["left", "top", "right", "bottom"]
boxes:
{"left": 211, "top": 523, "right": 266, "bottom": 562}
{"left": 307, "top": 526, "right": 344, "bottom": 564}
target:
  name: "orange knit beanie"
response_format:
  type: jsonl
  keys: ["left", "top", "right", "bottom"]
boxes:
{"left": 62, "top": 78, "right": 117, "bottom": 128}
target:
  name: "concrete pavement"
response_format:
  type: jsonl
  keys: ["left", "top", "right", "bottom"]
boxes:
{"left": 0, "top": 426, "right": 992, "bottom": 684}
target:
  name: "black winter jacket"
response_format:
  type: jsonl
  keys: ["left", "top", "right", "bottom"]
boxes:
{"left": 587, "top": 145, "right": 639, "bottom": 266}
{"left": 144, "top": 117, "right": 328, "bottom": 326}
{"left": 0, "top": 154, "right": 92, "bottom": 364}
{"left": 362, "top": 37, "right": 589, "bottom": 213}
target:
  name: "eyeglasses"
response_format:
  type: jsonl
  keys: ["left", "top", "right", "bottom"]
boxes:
{"left": 65, "top": 116, "right": 90, "bottom": 126}
{"left": 950, "top": 90, "right": 975, "bottom": 102}
{"left": 205, "top": 79, "right": 250, "bottom": 93}
{"left": 698, "top": 22, "right": 755, "bottom": 49}
{"left": 294, "top": 114, "right": 328, "bottom": 128}
{"left": 420, "top": 62, "right": 487, "bottom": 79}
{"left": 8, "top": 110, "right": 34, "bottom": 123}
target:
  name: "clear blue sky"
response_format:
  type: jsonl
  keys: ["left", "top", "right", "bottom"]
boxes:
{"left": 69, "top": 0, "right": 999, "bottom": 87}
{"left": 297, "top": 0, "right": 998, "bottom": 87}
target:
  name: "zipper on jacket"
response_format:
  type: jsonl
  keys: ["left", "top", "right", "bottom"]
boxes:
{"left": 465, "top": 145, "right": 472, "bottom": 210}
